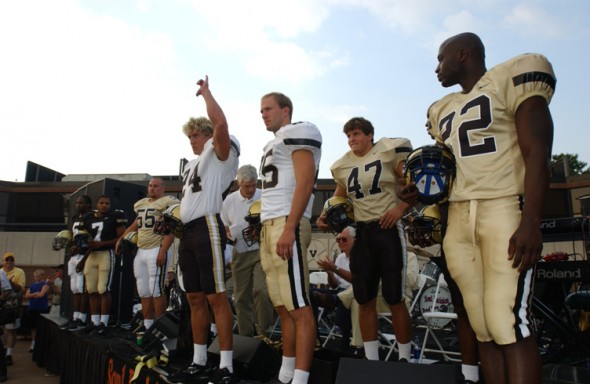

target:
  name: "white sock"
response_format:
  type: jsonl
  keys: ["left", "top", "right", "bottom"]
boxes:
{"left": 397, "top": 341, "right": 411, "bottom": 361}
{"left": 143, "top": 318, "right": 154, "bottom": 329}
{"left": 73, "top": 311, "right": 81, "bottom": 320}
{"left": 292, "top": 369, "right": 310, "bottom": 384}
{"left": 79, "top": 313, "right": 87, "bottom": 322}
{"left": 363, "top": 340, "right": 380, "bottom": 360}
{"left": 278, "top": 356, "right": 296, "bottom": 382}
{"left": 100, "top": 314, "right": 109, "bottom": 326}
{"left": 210, "top": 323, "right": 218, "bottom": 334}
{"left": 462, "top": 364, "right": 480, "bottom": 382}
{"left": 91, "top": 314, "right": 101, "bottom": 326}
{"left": 6, "top": 348, "right": 13, "bottom": 356}
{"left": 31, "top": 341, "right": 35, "bottom": 349}
{"left": 193, "top": 344, "right": 208, "bottom": 366}
{"left": 219, "top": 350, "right": 233, "bottom": 372}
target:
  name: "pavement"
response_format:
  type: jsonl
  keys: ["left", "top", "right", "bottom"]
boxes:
{"left": 3, "top": 334, "right": 60, "bottom": 384}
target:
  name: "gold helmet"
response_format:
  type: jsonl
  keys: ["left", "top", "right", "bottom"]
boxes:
{"left": 404, "top": 145, "right": 455, "bottom": 205}
{"left": 405, "top": 204, "right": 442, "bottom": 247}
{"left": 322, "top": 196, "right": 354, "bottom": 235}
{"left": 154, "top": 204, "right": 183, "bottom": 238}
{"left": 52, "top": 230, "right": 72, "bottom": 251}
{"left": 119, "top": 231, "right": 138, "bottom": 255}
{"left": 73, "top": 229, "right": 92, "bottom": 250}
{"left": 242, "top": 200, "right": 262, "bottom": 246}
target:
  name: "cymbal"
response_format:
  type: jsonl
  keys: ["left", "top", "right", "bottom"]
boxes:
{"left": 407, "top": 246, "right": 436, "bottom": 258}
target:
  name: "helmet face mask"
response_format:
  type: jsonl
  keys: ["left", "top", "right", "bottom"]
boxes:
{"left": 52, "top": 230, "right": 72, "bottom": 251}
{"left": 322, "top": 196, "right": 355, "bottom": 235}
{"left": 73, "top": 230, "right": 92, "bottom": 251}
{"left": 404, "top": 145, "right": 455, "bottom": 205}
{"left": 154, "top": 204, "right": 183, "bottom": 238}
{"left": 242, "top": 200, "right": 261, "bottom": 247}
{"left": 405, "top": 205, "right": 442, "bottom": 248}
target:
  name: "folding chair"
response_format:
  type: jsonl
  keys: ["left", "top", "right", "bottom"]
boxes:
{"left": 418, "top": 274, "right": 461, "bottom": 363}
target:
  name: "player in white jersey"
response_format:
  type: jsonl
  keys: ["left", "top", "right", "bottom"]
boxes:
{"left": 60, "top": 195, "right": 92, "bottom": 330}
{"left": 317, "top": 117, "right": 413, "bottom": 362}
{"left": 168, "top": 76, "right": 239, "bottom": 384}
{"left": 117, "top": 177, "right": 178, "bottom": 331}
{"left": 259, "top": 92, "right": 321, "bottom": 384}
{"left": 413, "top": 32, "right": 554, "bottom": 384}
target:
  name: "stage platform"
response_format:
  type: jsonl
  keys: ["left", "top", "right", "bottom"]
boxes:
{"left": 31, "top": 313, "right": 590, "bottom": 384}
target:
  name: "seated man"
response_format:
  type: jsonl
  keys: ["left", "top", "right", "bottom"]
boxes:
{"left": 314, "top": 251, "right": 419, "bottom": 353}
{"left": 310, "top": 227, "right": 354, "bottom": 351}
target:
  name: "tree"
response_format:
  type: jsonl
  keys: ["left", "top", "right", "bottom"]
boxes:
{"left": 552, "top": 153, "right": 590, "bottom": 176}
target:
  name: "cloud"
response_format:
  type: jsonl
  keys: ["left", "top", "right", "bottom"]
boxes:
{"left": 504, "top": 3, "right": 568, "bottom": 38}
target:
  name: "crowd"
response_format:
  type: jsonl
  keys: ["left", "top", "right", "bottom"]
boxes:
{"left": 1, "top": 32, "right": 555, "bottom": 384}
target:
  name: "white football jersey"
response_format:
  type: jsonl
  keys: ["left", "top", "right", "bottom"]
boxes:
{"left": 134, "top": 195, "right": 179, "bottom": 249}
{"left": 180, "top": 135, "right": 240, "bottom": 223}
{"left": 428, "top": 53, "right": 556, "bottom": 201}
{"left": 260, "top": 122, "right": 322, "bottom": 222}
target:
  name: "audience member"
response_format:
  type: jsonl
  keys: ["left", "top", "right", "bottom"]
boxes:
{"left": 1, "top": 252, "right": 25, "bottom": 366}
{"left": 24, "top": 269, "right": 50, "bottom": 352}
{"left": 221, "top": 164, "right": 274, "bottom": 338}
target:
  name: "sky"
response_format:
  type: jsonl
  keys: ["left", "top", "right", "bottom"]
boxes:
{"left": 1, "top": 0, "right": 589, "bottom": 182}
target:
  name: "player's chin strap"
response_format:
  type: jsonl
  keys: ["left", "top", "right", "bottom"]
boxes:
{"left": 130, "top": 349, "right": 169, "bottom": 383}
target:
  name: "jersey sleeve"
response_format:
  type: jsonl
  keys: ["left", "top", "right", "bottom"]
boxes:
{"left": 384, "top": 137, "right": 413, "bottom": 169}
{"left": 503, "top": 53, "right": 556, "bottom": 112}
{"left": 281, "top": 122, "right": 322, "bottom": 154}
{"left": 113, "top": 210, "right": 129, "bottom": 227}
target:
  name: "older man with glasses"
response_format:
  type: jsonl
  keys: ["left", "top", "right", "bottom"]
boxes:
{"left": 1, "top": 252, "right": 25, "bottom": 366}
{"left": 310, "top": 227, "right": 354, "bottom": 351}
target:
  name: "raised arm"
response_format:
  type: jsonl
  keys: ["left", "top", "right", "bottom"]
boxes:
{"left": 196, "top": 75, "right": 231, "bottom": 161}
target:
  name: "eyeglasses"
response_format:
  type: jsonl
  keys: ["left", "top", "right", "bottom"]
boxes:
{"left": 4, "top": 258, "right": 14, "bottom": 262}
{"left": 335, "top": 237, "right": 348, "bottom": 243}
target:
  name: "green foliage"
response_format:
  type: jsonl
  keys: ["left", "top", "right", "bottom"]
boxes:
{"left": 552, "top": 153, "right": 590, "bottom": 176}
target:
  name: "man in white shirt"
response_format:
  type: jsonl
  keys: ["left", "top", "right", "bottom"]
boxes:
{"left": 221, "top": 164, "right": 274, "bottom": 338}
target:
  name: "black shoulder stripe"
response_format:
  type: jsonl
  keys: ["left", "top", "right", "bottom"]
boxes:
{"left": 395, "top": 146, "right": 413, "bottom": 153}
{"left": 230, "top": 139, "right": 240, "bottom": 157}
{"left": 512, "top": 71, "right": 556, "bottom": 91}
{"left": 284, "top": 138, "right": 322, "bottom": 148}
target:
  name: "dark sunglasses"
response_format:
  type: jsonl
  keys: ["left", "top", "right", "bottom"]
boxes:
{"left": 335, "top": 237, "right": 347, "bottom": 243}
{"left": 4, "top": 258, "right": 14, "bottom": 262}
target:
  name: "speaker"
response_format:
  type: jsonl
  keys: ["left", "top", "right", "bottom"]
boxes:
{"left": 143, "top": 311, "right": 180, "bottom": 353}
{"left": 208, "top": 334, "right": 281, "bottom": 382}
{"left": 335, "top": 358, "right": 459, "bottom": 384}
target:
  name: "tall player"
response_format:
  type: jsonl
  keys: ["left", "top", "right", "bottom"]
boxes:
{"left": 117, "top": 177, "right": 178, "bottom": 331}
{"left": 317, "top": 117, "right": 413, "bottom": 362}
{"left": 78, "top": 195, "right": 127, "bottom": 335}
{"left": 61, "top": 195, "right": 92, "bottom": 330}
{"left": 259, "top": 92, "right": 321, "bottom": 384}
{"left": 424, "top": 32, "right": 554, "bottom": 383}
{"left": 168, "top": 76, "right": 239, "bottom": 384}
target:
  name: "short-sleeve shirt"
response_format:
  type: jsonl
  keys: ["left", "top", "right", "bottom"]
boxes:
{"left": 260, "top": 122, "right": 322, "bottom": 222}
{"left": 427, "top": 53, "right": 556, "bottom": 202}
{"left": 331, "top": 137, "right": 412, "bottom": 223}
{"left": 221, "top": 188, "right": 262, "bottom": 253}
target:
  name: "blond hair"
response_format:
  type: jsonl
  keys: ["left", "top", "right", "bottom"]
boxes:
{"left": 182, "top": 117, "right": 213, "bottom": 137}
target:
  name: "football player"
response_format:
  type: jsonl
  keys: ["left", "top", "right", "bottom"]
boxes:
{"left": 425, "top": 32, "right": 555, "bottom": 384}
{"left": 78, "top": 195, "right": 127, "bottom": 335}
{"left": 116, "top": 177, "right": 178, "bottom": 331}
{"left": 317, "top": 117, "right": 413, "bottom": 362}
{"left": 61, "top": 195, "right": 92, "bottom": 330}
{"left": 258, "top": 92, "right": 322, "bottom": 384}
{"left": 168, "top": 76, "right": 239, "bottom": 384}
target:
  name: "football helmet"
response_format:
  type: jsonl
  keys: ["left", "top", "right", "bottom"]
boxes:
{"left": 52, "top": 230, "right": 72, "bottom": 251}
{"left": 405, "top": 204, "right": 442, "bottom": 248}
{"left": 153, "top": 204, "right": 183, "bottom": 238}
{"left": 73, "top": 230, "right": 92, "bottom": 251}
{"left": 242, "top": 200, "right": 262, "bottom": 247}
{"left": 322, "top": 196, "right": 355, "bottom": 235}
{"left": 404, "top": 145, "right": 455, "bottom": 205}
{"left": 119, "top": 231, "right": 138, "bottom": 255}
